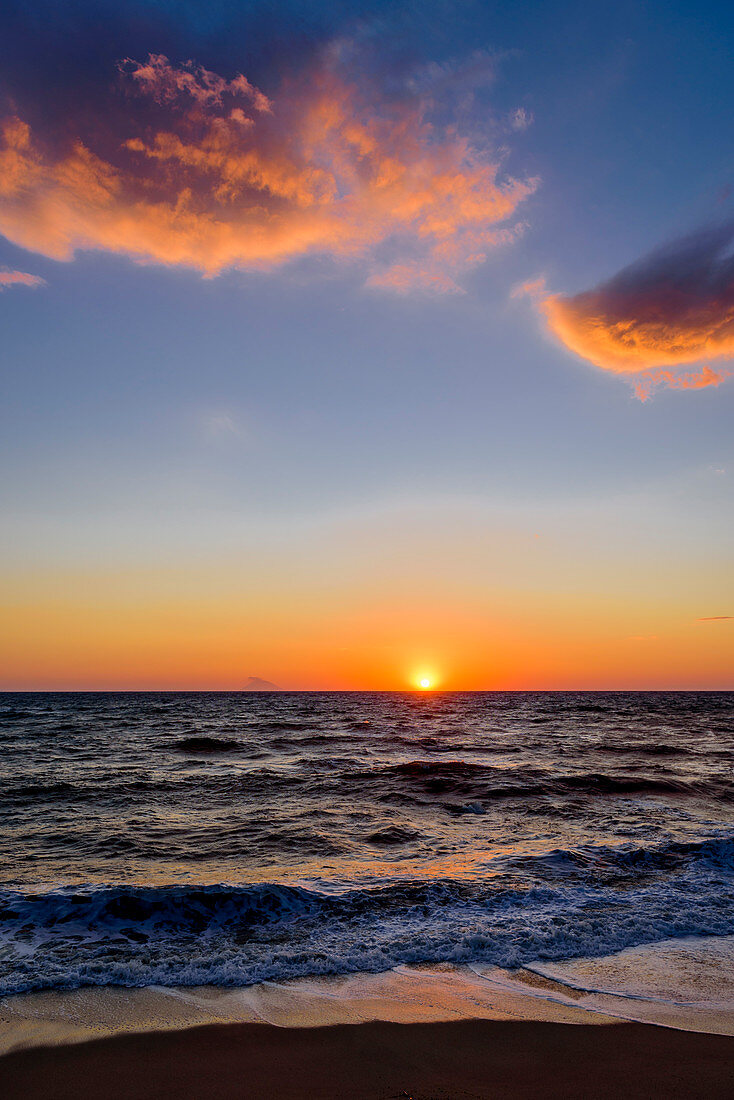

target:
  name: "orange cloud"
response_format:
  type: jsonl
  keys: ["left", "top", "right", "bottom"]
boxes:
{"left": 631, "top": 365, "right": 729, "bottom": 400}
{"left": 0, "top": 54, "right": 536, "bottom": 290}
{"left": 0, "top": 266, "right": 45, "bottom": 290}
{"left": 530, "top": 225, "right": 734, "bottom": 395}
{"left": 122, "top": 53, "right": 272, "bottom": 114}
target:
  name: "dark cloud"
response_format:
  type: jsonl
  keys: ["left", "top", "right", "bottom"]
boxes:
{"left": 533, "top": 223, "right": 734, "bottom": 396}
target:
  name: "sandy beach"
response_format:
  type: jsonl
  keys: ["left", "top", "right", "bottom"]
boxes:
{"left": 2, "top": 1016, "right": 734, "bottom": 1099}
{"left": 3, "top": 949, "right": 734, "bottom": 1099}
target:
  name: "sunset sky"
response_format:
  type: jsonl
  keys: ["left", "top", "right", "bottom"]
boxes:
{"left": 1, "top": 0, "right": 732, "bottom": 689}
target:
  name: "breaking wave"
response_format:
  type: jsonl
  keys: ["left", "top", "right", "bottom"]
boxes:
{"left": 2, "top": 832, "right": 734, "bottom": 996}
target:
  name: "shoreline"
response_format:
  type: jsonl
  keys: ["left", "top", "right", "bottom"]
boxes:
{"left": 4, "top": 937, "right": 734, "bottom": 1059}
{"left": 2, "top": 1017, "right": 734, "bottom": 1099}
{"left": 4, "top": 938, "right": 734, "bottom": 1097}
{"left": 0, "top": 964, "right": 617, "bottom": 1056}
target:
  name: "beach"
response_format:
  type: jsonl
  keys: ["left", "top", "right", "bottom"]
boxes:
{"left": 3, "top": 947, "right": 734, "bottom": 1098}
{"left": 3, "top": 1017, "right": 734, "bottom": 1099}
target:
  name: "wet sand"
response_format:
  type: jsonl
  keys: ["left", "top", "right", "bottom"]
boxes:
{"left": 2, "top": 1016, "right": 734, "bottom": 1099}
{"left": 4, "top": 947, "right": 734, "bottom": 1099}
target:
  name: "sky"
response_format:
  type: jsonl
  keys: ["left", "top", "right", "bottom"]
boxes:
{"left": 1, "top": 0, "right": 732, "bottom": 690}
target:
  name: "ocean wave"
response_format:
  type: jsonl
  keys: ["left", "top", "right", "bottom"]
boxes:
{"left": 2, "top": 832, "right": 734, "bottom": 996}
{"left": 5, "top": 759, "right": 730, "bottom": 817}
{"left": 367, "top": 825, "right": 421, "bottom": 845}
{"left": 365, "top": 760, "right": 733, "bottom": 803}
{"left": 0, "top": 707, "right": 29, "bottom": 721}
{"left": 507, "top": 834, "right": 734, "bottom": 879}
{"left": 3, "top": 781, "right": 78, "bottom": 802}
{"left": 257, "top": 720, "right": 319, "bottom": 733}
{"left": 599, "top": 743, "right": 692, "bottom": 757}
{"left": 174, "top": 736, "right": 244, "bottom": 753}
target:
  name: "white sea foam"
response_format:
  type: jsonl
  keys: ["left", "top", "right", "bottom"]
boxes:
{"left": 474, "top": 936, "right": 734, "bottom": 1034}
{"left": 2, "top": 834, "right": 734, "bottom": 996}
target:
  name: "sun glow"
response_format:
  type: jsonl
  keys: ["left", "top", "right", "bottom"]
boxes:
{"left": 412, "top": 668, "right": 438, "bottom": 690}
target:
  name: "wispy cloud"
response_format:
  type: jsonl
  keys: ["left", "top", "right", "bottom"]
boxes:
{"left": 524, "top": 225, "right": 734, "bottom": 396}
{"left": 509, "top": 107, "right": 533, "bottom": 131}
{"left": 0, "top": 51, "right": 536, "bottom": 293}
{"left": 631, "top": 365, "right": 729, "bottom": 401}
{"left": 0, "top": 267, "right": 45, "bottom": 290}
{"left": 201, "top": 412, "right": 243, "bottom": 440}
{"left": 697, "top": 615, "right": 732, "bottom": 621}
{"left": 122, "top": 53, "right": 272, "bottom": 114}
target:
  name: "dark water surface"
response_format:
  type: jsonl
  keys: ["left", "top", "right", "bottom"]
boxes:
{"left": 1, "top": 691, "right": 733, "bottom": 994}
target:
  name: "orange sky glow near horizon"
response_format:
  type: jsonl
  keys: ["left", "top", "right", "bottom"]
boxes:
{"left": 2, "top": 509, "right": 731, "bottom": 691}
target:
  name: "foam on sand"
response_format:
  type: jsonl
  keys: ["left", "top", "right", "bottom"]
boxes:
{"left": 478, "top": 935, "right": 734, "bottom": 1034}
{"left": 3, "top": 935, "right": 734, "bottom": 1055}
{"left": 0, "top": 964, "right": 612, "bottom": 1055}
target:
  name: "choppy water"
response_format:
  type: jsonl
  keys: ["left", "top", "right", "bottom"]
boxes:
{"left": 1, "top": 691, "right": 733, "bottom": 996}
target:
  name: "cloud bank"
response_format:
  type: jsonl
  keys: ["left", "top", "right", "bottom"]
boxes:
{"left": 529, "top": 224, "right": 734, "bottom": 396}
{"left": 0, "top": 52, "right": 536, "bottom": 292}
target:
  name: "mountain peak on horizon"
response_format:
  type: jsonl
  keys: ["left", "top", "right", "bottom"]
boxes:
{"left": 243, "top": 676, "right": 280, "bottom": 691}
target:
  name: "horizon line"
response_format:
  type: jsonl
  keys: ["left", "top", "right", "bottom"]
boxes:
{"left": 1, "top": 687, "right": 733, "bottom": 694}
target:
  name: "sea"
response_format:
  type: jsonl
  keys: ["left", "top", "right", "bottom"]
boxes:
{"left": 1, "top": 691, "right": 734, "bottom": 999}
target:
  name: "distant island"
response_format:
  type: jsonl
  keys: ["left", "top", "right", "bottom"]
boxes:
{"left": 242, "top": 676, "right": 280, "bottom": 691}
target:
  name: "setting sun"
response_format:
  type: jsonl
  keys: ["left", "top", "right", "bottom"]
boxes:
{"left": 418, "top": 678, "right": 432, "bottom": 689}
